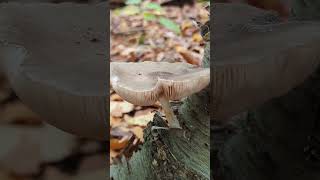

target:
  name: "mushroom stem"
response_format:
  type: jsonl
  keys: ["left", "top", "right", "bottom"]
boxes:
{"left": 159, "top": 96, "right": 181, "bottom": 129}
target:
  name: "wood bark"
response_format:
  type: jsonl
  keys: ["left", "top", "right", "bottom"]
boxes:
{"left": 110, "top": 44, "right": 210, "bottom": 180}
{"left": 214, "top": 66, "right": 320, "bottom": 180}
{"left": 214, "top": 1, "right": 320, "bottom": 179}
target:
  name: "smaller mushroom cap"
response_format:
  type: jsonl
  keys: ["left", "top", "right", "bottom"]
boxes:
{"left": 110, "top": 61, "right": 210, "bottom": 106}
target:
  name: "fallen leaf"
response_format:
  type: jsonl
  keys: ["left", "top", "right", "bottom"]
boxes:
{"left": 110, "top": 101, "right": 135, "bottom": 117}
{"left": 110, "top": 116, "right": 123, "bottom": 127}
{"left": 110, "top": 94, "right": 123, "bottom": 101}
{"left": 130, "top": 126, "right": 144, "bottom": 141}
{"left": 124, "top": 111, "right": 154, "bottom": 127}
{"left": 158, "top": 17, "right": 181, "bottom": 34}
{"left": 110, "top": 138, "right": 129, "bottom": 150}
{"left": 0, "top": 124, "right": 77, "bottom": 175}
{"left": 175, "top": 46, "right": 201, "bottom": 66}
{"left": 0, "top": 102, "right": 42, "bottom": 125}
{"left": 120, "top": 5, "right": 141, "bottom": 16}
{"left": 192, "top": 33, "right": 203, "bottom": 42}
{"left": 181, "top": 20, "right": 193, "bottom": 31}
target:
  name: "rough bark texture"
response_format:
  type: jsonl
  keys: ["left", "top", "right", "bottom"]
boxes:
{"left": 213, "top": 2, "right": 320, "bottom": 180}
{"left": 215, "top": 65, "right": 320, "bottom": 180}
{"left": 110, "top": 44, "right": 210, "bottom": 180}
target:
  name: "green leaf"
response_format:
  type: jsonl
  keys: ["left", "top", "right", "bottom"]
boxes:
{"left": 143, "top": 12, "right": 156, "bottom": 21}
{"left": 120, "top": 5, "right": 140, "bottom": 16}
{"left": 144, "top": 2, "right": 163, "bottom": 12}
{"left": 125, "top": 0, "right": 141, "bottom": 5}
{"left": 158, "top": 17, "right": 181, "bottom": 34}
{"left": 112, "top": 9, "right": 121, "bottom": 16}
{"left": 138, "top": 34, "right": 145, "bottom": 44}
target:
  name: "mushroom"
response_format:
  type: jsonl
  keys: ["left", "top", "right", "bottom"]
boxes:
{"left": 110, "top": 61, "right": 210, "bottom": 129}
{"left": 213, "top": 3, "right": 320, "bottom": 122}
{"left": 0, "top": 3, "right": 107, "bottom": 139}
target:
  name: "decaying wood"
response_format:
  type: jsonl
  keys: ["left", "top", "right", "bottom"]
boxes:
{"left": 213, "top": 2, "right": 320, "bottom": 180}
{"left": 110, "top": 44, "right": 210, "bottom": 180}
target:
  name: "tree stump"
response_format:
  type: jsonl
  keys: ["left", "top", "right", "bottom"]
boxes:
{"left": 110, "top": 44, "right": 210, "bottom": 180}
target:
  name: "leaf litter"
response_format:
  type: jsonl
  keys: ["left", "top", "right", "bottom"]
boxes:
{"left": 110, "top": 0, "right": 209, "bottom": 165}
{"left": 109, "top": 0, "right": 292, "bottom": 166}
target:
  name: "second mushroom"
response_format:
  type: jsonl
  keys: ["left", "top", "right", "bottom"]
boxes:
{"left": 110, "top": 61, "right": 210, "bottom": 129}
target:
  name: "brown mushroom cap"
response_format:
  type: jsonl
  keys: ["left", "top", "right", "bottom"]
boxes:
{"left": 0, "top": 3, "right": 107, "bottom": 139}
{"left": 110, "top": 61, "right": 210, "bottom": 106}
{"left": 213, "top": 3, "right": 320, "bottom": 122}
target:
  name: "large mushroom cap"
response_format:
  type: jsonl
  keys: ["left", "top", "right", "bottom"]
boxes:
{"left": 0, "top": 3, "right": 107, "bottom": 139}
{"left": 110, "top": 61, "right": 210, "bottom": 106}
{"left": 213, "top": 3, "right": 320, "bottom": 122}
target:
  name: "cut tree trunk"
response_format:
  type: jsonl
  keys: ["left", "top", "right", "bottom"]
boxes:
{"left": 214, "top": 1, "right": 320, "bottom": 179}
{"left": 215, "top": 65, "right": 320, "bottom": 180}
{"left": 110, "top": 44, "right": 210, "bottom": 180}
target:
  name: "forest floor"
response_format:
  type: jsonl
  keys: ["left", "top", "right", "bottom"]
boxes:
{"left": 0, "top": 1, "right": 208, "bottom": 180}
{"left": 0, "top": 77, "right": 107, "bottom": 180}
{"left": 0, "top": 1, "right": 292, "bottom": 180}
{"left": 109, "top": 0, "right": 291, "bottom": 166}
{"left": 109, "top": 0, "right": 209, "bottom": 165}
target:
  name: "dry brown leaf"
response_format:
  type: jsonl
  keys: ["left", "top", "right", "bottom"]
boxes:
{"left": 110, "top": 94, "right": 123, "bottom": 101}
{"left": 124, "top": 112, "right": 154, "bottom": 127}
{"left": 134, "top": 108, "right": 156, "bottom": 116}
{"left": 181, "top": 20, "right": 193, "bottom": 31}
{"left": 130, "top": 126, "right": 144, "bottom": 141}
{"left": 110, "top": 116, "right": 123, "bottom": 127}
{"left": 192, "top": 33, "right": 203, "bottom": 43}
{"left": 110, "top": 138, "right": 129, "bottom": 150}
{"left": 0, "top": 102, "right": 42, "bottom": 125}
{"left": 110, "top": 101, "right": 134, "bottom": 117}
{"left": 0, "top": 124, "right": 77, "bottom": 175}
{"left": 175, "top": 46, "right": 201, "bottom": 66}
